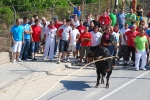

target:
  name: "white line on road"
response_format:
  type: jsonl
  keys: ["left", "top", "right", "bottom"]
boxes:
{"left": 98, "top": 71, "right": 150, "bottom": 100}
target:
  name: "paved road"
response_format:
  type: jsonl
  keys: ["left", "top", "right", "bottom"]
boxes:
{"left": 35, "top": 64, "right": 150, "bottom": 100}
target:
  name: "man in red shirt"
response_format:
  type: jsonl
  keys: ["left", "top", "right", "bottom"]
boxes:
{"left": 123, "top": 24, "right": 139, "bottom": 66}
{"left": 99, "top": 10, "right": 111, "bottom": 28}
{"left": 76, "top": 19, "right": 85, "bottom": 59}
{"left": 31, "top": 19, "right": 41, "bottom": 60}
{"left": 78, "top": 26, "right": 92, "bottom": 65}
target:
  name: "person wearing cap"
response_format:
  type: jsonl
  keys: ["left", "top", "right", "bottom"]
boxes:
{"left": 42, "top": 21, "right": 57, "bottom": 61}
{"left": 57, "top": 19, "right": 72, "bottom": 64}
{"left": 134, "top": 27, "right": 149, "bottom": 71}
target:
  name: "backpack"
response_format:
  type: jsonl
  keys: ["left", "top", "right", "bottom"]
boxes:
{"left": 107, "top": 34, "right": 116, "bottom": 45}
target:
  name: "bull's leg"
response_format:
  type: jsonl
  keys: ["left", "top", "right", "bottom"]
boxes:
{"left": 95, "top": 69, "right": 100, "bottom": 88}
{"left": 101, "top": 75, "right": 104, "bottom": 84}
{"left": 106, "top": 70, "right": 112, "bottom": 88}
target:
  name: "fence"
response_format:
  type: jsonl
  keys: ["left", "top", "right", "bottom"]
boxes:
{"left": 0, "top": 0, "right": 149, "bottom": 52}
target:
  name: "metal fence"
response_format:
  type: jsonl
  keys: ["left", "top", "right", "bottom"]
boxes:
{"left": 0, "top": 0, "right": 149, "bottom": 52}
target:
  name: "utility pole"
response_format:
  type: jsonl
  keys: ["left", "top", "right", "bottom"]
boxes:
{"left": 114, "top": 0, "right": 118, "bottom": 9}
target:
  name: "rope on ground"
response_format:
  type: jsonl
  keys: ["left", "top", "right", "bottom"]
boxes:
{"left": 34, "top": 56, "right": 118, "bottom": 100}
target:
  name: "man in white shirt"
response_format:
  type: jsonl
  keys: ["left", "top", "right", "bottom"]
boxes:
{"left": 67, "top": 23, "right": 80, "bottom": 62}
{"left": 74, "top": 14, "right": 80, "bottom": 27}
{"left": 57, "top": 19, "right": 72, "bottom": 64}
{"left": 118, "top": 23, "right": 130, "bottom": 64}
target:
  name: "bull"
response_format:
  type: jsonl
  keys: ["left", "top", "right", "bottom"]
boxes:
{"left": 90, "top": 46, "right": 113, "bottom": 88}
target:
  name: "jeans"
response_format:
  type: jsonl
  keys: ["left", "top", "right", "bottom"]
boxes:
{"left": 54, "top": 38, "right": 57, "bottom": 55}
{"left": 20, "top": 39, "right": 30, "bottom": 60}
{"left": 31, "top": 42, "right": 40, "bottom": 53}
{"left": 107, "top": 45, "right": 115, "bottom": 55}
{"left": 59, "top": 39, "right": 69, "bottom": 52}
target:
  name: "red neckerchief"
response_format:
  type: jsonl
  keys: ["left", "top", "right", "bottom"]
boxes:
{"left": 113, "top": 29, "right": 119, "bottom": 33}
{"left": 48, "top": 25, "right": 56, "bottom": 29}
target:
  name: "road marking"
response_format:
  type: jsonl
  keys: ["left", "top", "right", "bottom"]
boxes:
{"left": 98, "top": 71, "right": 150, "bottom": 100}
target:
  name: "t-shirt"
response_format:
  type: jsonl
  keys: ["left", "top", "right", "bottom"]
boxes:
{"left": 100, "top": 32, "right": 110, "bottom": 47}
{"left": 54, "top": 22, "right": 62, "bottom": 29}
{"left": 90, "top": 31, "right": 102, "bottom": 46}
{"left": 116, "top": 12, "right": 126, "bottom": 25}
{"left": 10, "top": 25, "right": 24, "bottom": 41}
{"left": 80, "top": 32, "right": 92, "bottom": 46}
{"left": 125, "top": 13, "right": 136, "bottom": 25}
{"left": 74, "top": 20, "right": 80, "bottom": 27}
{"left": 22, "top": 24, "right": 31, "bottom": 40}
{"left": 58, "top": 25, "right": 72, "bottom": 41}
{"left": 92, "top": 20, "right": 100, "bottom": 28}
{"left": 134, "top": 36, "right": 148, "bottom": 51}
{"left": 146, "top": 29, "right": 150, "bottom": 37}
{"left": 99, "top": 16, "right": 111, "bottom": 26}
{"left": 125, "top": 30, "right": 139, "bottom": 47}
{"left": 120, "top": 28, "right": 130, "bottom": 45}
{"left": 77, "top": 25, "right": 85, "bottom": 34}
{"left": 45, "top": 27, "right": 57, "bottom": 42}
{"left": 109, "top": 13, "right": 117, "bottom": 26}
{"left": 31, "top": 25, "right": 41, "bottom": 42}
{"left": 41, "top": 22, "right": 49, "bottom": 39}
{"left": 73, "top": 6, "right": 81, "bottom": 17}
{"left": 112, "top": 31, "right": 120, "bottom": 46}
{"left": 70, "top": 28, "right": 80, "bottom": 45}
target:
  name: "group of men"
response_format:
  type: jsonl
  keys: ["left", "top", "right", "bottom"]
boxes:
{"left": 10, "top": 3, "right": 150, "bottom": 71}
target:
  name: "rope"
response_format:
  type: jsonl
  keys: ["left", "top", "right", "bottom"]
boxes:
{"left": 34, "top": 56, "right": 118, "bottom": 100}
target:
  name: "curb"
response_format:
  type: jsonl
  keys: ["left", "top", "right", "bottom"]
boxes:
{"left": 0, "top": 62, "right": 71, "bottom": 93}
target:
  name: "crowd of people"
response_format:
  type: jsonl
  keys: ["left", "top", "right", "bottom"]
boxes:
{"left": 10, "top": 2, "right": 150, "bottom": 71}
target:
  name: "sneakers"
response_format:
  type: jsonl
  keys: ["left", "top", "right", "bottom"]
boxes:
{"left": 140, "top": 67, "right": 147, "bottom": 71}
{"left": 57, "top": 60, "right": 60, "bottom": 64}
{"left": 78, "top": 62, "right": 83, "bottom": 66}
{"left": 66, "top": 58, "right": 70, "bottom": 62}
{"left": 42, "top": 58, "right": 47, "bottom": 60}
{"left": 12, "top": 59, "right": 16, "bottom": 63}
{"left": 135, "top": 67, "right": 139, "bottom": 71}
{"left": 17, "top": 58, "right": 23, "bottom": 62}
{"left": 32, "top": 58, "right": 37, "bottom": 61}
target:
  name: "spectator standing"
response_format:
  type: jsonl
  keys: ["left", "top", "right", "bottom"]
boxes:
{"left": 76, "top": 20, "right": 85, "bottom": 59}
{"left": 54, "top": 16, "right": 63, "bottom": 56}
{"left": 145, "top": 23, "right": 150, "bottom": 62}
{"left": 136, "top": 4, "right": 143, "bottom": 26}
{"left": 57, "top": 19, "right": 72, "bottom": 64}
{"left": 20, "top": 17, "right": 33, "bottom": 60}
{"left": 109, "top": 9, "right": 117, "bottom": 26}
{"left": 134, "top": 27, "right": 149, "bottom": 70}
{"left": 89, "top": 21, "right": 95, "bottom": 32}
{"left": 116, "top": 8, "right": 126, "bottom": 30}
{"left": 125, "top": 9, "right": 136, "bottom": 26}
{"left": 40, "top": 17, "right": 49, "bottom": 54}
{"left": 118, "top": 23, "right": 130, "bottom": 63}
{"left": 90, "top": 26, "right": 102, "bottom": 53}
{"left": 92, "top": 15, "right": 101, "bottom": 28}
{"left": 83, "top": 15, "right": 91, "bottom": 27}
{"left": 67, "top": 23, "right": 80, "bottom": 62}
{"left": 74, "top": 14, "right": 80, "bottom": 27}
{"left": 10, "top": 19, "right": 24, "bottom": 63}
{"left": 79, "top": 26, "right": 92, "bottom": 65}
{"left": 31, "top": 19, "right": 41, "bottom": 61}
{"left": 123, "top": 25, "right": 139, "bottom": 66}
{"left": 68, "top": 0, "right": 81, "bottom": 18}
{"left": 139, "top": 19, "right": 147, "bottom": 30}
{"left": 28, "top": 17, "right": 34, "bottom": 25}
{"left": 99, "top": 11, "right": 111, "bottom": 28}
{"left": 43, "top": 21, "right": 57, "bottom": 61}
{"left": 88, "top": 13, "right": 94, "bottom": 22}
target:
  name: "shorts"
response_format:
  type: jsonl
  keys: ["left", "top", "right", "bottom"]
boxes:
{"left": 68, "top": 45, "right": 76, "bottom": 51}
{"left": 90, "top": 45, "right": 99, "bottom": 52}
{"left": 31, "top": 42, "right": 40, "bottom": 53}
{"left": 12, "top": 41, "right": 22, "bottom": 52}
{"left": 80, "top": 46, "right": 90, "bottom": 57}
{"left": 59, "top": 39, "right": 69, "bottom": 52}
{"left": 76, "top": 42, "right": 81, "bottom": 50}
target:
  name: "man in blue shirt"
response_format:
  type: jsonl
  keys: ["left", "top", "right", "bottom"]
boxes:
{"left": 10, "top": 19, "right": 24, "bottom": 63}
{"left": 68, "top": 0, "right": 81, "bottom": 18}
{"left": 116, "top": 8, "right": 126, "bottom": 30}
{"left": 20, "top": 17, "right": 33, "bottom": 60}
